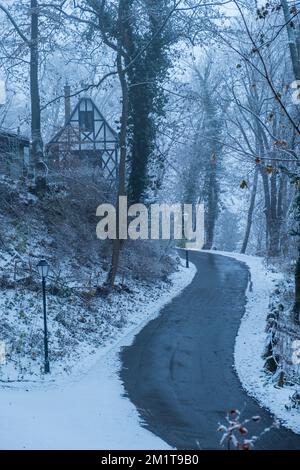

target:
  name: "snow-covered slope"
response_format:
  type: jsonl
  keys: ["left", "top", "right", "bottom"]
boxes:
{"left": 0, "top": 175, "right": 180, "bottom": 382}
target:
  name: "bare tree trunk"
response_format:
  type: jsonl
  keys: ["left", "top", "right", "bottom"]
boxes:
{"left": 268, "top": 170, "right": 281, "bottom": 257}
{"left": 292, "top": 235, "right": 300, "bottom": 321}
{"left": 292, "top": 239, "right": 300, "bottom": 324}
{"left": 30, "top": 0, "right": 43, "bottom": 170}
{"left": 106, "top": 20, "right": 129, "bottom": 288}
{"left": 292, "top": 186, "right": 300, "bottom": 323}
{"left": 241, "top": 166, "right": 258, "bottom": 254}
{"left": 259, "top": 165, "right": 283, "bottom": 258}
{"left": 281, "top": 0, "right": 300, "bottom": 80}
{"left": 0, "top": 1, "right": 43, "bottom": 172}
{"left": 204, "top": 162, "right": 218, "bottom": 250}
{"left": 280, "top": 1, "right": 300, "bottom": 320}
{"left": 259, "top": 166, "right": 272, "bottom": 252}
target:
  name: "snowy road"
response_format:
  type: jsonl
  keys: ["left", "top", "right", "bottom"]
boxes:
{"left": 0, "top": 351, "right": 168, "bottom": 450}
{"left": 120, "top": 251, "right": 300, "bottom": 450}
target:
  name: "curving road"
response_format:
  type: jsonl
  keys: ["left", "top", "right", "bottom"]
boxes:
{"left": 120, "top": 251, "right": 300, "bottom": 450}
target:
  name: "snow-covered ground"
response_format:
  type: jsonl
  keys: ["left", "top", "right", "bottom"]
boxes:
{"left": 0, "top": 254, "right": 186, "bottom": 382}
{"left": 207, "top": 251, "right": 300, "bottom": 435}
{"left": 0, "top": 260, "right": 196, "bottom": 450}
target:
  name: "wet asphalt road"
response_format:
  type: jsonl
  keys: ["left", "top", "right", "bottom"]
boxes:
{"left": 120, "top": 251, "right": 300, "bottom": 450}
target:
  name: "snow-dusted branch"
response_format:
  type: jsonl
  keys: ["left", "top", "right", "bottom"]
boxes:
{"left": 0, "top": 3, "right": 29, "bottom": 45}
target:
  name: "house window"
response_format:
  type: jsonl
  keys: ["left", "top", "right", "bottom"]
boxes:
{"left": 79, "top": 111, "right": 94, "bottom": 132}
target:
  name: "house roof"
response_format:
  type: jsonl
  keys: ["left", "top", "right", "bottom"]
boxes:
{"left": 47, "top": 96, "right": 118, "bottom": 146}
{"left": 0, "top": 128, "right": 29, "bottom": 146}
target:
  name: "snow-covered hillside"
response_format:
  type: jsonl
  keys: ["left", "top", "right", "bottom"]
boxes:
{"left": 0, "top": 175, "right": 178, "bottom": 382}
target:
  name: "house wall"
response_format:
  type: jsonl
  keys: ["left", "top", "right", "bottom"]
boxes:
{"left": 0, "top": 134, "right": 29, "bottom": 178}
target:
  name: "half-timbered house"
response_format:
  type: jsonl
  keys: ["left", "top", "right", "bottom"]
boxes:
{"left": 46, "top": 87, "right": 119, "bottom": 182}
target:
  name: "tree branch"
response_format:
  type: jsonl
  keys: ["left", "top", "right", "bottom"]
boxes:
{"left": 0, "top": 3, "right": 29, "bottom": 45}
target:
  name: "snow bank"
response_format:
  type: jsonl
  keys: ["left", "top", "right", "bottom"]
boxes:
{"left": 0, "top": 260, "right": 196, "bottom": 450}
{"left": 205, "top": 250, "right": 300, "bottom": 435}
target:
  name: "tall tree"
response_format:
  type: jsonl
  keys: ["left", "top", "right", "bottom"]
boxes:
{"left": 227, "top": 0, "right": 300, "bottom": 319}
{"left": 0, "top": 0, "right": 43, "bottom": 167}
{"left": 280, "top": 0, "right": 300, "bottom": 321}
{"left": 182, "top": 61, "right": 224, "bottom": 249}
{"left": 125, "top": 0, "right": 173, "bottom": 203}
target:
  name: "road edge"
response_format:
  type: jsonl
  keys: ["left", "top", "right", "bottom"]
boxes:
{"left": 202, "top": 250, "right": 300, "bottom": 435}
